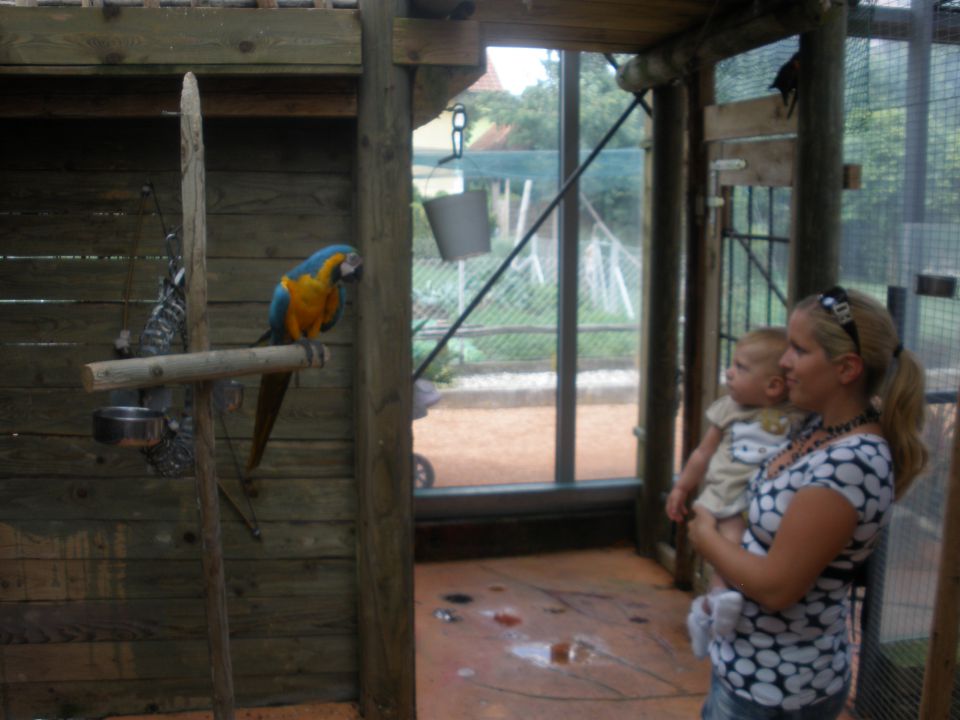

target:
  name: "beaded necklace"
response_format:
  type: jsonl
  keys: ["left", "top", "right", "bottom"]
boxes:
{"left": 768, "top": 408, "right": 880, "bottom": 476}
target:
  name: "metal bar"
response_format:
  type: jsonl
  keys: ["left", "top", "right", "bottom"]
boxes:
{"left": 731, "top": 233, "right": 788, "bottom": 307}
{"left": 413, "top": 93, "right": 644, "bottom": 381}
{"left": 767, "top": 187, "right": 774, "bottom": 326}
{"left": 556, "top": 50, "right": 580, "bottom": 485}
{"left": 746, "top": 186, "right": 754, "bottom": 331}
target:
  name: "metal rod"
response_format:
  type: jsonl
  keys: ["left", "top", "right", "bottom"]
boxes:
{"left": 413, "top": 92, "right": 644, "bottom": 381}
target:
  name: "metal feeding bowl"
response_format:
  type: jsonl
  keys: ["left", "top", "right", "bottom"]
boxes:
{"left": 92, "top": 406, "right": 165, "bottom": 448}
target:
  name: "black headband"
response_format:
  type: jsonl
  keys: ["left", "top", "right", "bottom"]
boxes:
{"left": 818, "top": 286, "right": 861, "bottom": 355}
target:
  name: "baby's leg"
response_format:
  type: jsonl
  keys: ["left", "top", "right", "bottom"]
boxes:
{"left": 708, "top": 513, "right": 746, "bottom": 637}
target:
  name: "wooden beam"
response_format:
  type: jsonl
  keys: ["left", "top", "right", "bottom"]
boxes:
{"left": 181, "top": 71, "right": 236, "bottom": 720}
{"left": 638, "top": 82, "right": 684, "bottom": 557}
{"left": 676, "top": 65, "right": 714, "bottom": 590}
{"left": 0, "top": 91, "right": 356, "bottom": 118}
{"left": 82, "top": 343, "right": 329, "bottom": 393}
{"left": 789, "top": 3, "right": 846, "bottom": 303}
{"left": 393, "top": 18, "right": 480, "bottom": 65}
{"left": 412, "top": 62, "right": 484, "bottom": 129}
{"left": 0, "top": 7, "right": 361, "bottom": 72}
{"left": 704, "top": 94, "right": 797, "bottom": 142}
{"left": 717, "top": 138, "right": 795, "bottom": 188}
{"left": 617, "top": 0, "right": 844, "bottom": 92}
{"left": 356, "top": 2, "right": 415, "bottom": 719}
{"left": 919, "top": 390, "right": 960, "bottom": 719}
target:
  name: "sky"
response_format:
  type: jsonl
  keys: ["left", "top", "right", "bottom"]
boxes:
{"left": 486, "top": 47, "right": 550, "bottom": 95}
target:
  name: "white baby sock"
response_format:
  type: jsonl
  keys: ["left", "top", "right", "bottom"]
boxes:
{"left": 710, "top": 589, "right": 744, "bottom": 638}
{"left": 686, "top": 595, "right": 712, "bottom": 659}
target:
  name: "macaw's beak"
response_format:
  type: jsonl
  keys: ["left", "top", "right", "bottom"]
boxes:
{"left": 339, "top": 253, "right": 364, "bottom": 283}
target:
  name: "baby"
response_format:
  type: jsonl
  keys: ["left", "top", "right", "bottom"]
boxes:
{"left": 666, "top": 327, "right": 801, "bottom": 657}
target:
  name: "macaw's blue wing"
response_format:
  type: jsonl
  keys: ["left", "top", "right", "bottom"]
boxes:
{"left": 267, "top": 282, "right": 292, "bottom": 345}
{"left": 246, "top": 370, "right": 293, "bottom": 473}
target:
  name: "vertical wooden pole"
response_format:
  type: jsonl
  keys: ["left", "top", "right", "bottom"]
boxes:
{"left": 637, "top": 82, "right": 685, "bottom": 557}
{"left": 181, "top": 71, "right": 235, "bottom": 720}
{"left": 674, "top": 66, "right": 715, "bottom": 588}
{"left": 356, "top": 3, "right": 415, "bottom": 719}
{"left": 789, "top": 3, "right": 846, "bottom": 303}
{"left": 919, "top": 393, "right": 960, "bottom": 718}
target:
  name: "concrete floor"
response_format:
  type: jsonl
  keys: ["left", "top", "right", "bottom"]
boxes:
{"left": 110, "top": 547, "right": 859, "bottom": 720}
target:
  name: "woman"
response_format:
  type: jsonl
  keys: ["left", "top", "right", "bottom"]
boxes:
{"left": 688, "top": 287, "right": 927, "bottom": 719}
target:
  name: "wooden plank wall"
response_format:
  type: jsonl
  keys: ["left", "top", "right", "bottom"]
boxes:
{"left": 0, "top": 115, "right": 359, "bottom": 717}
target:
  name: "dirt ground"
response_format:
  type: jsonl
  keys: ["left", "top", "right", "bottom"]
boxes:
{"left": 413, "top": 403, "right": 652, "bottom": 486}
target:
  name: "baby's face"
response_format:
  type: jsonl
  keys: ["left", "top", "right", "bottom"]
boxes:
{"left": 725, "top": 344, "right": 779, "bottom": 407}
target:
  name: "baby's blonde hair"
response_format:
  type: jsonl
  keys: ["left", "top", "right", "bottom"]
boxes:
{"left": 737, "top": 326, "right": 789, "bottom": 377}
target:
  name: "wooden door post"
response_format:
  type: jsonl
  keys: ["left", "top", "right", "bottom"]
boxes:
{"left": 181, "top": 71, "right": 236, "bottom": 720}
{"left": 356, "top": 3, "right": 415, "bottom": 719}
{"left": 638, "top": 82, "right": 685, "bottom": 557}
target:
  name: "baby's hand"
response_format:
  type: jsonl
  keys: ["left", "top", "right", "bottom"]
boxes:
{"left": 666, "top": 486, "right": 689, "bottom": 522}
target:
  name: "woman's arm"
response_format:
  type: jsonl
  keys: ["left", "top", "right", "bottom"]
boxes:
{"left": 687, "top": 486, "right": 857, "bottom": 611}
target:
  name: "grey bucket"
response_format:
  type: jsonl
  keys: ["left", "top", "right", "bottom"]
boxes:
{"left": 423, "top": 189, "right": 491, "bottom": 261}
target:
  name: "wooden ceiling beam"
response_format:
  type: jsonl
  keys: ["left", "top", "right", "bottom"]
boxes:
{"left": 617, "top": 0, "right": 845, "bottom": 92}
{"left": 393, "top": 18, "right": 481, "bottom": 65}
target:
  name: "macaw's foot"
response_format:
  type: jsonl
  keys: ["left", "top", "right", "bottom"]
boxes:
{"left": 297, "top": 336, "right": 315, "bottom": 365}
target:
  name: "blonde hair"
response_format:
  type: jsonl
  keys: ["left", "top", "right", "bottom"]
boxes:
{"left": 795, "top": 289, "right": 927, "bottom": 497}
{"left": 738, "top": 326, "right": 789, "bottom": 376}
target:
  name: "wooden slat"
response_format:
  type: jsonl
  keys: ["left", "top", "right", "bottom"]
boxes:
{"left": 473, "top": 0, "right": 714, "bottom": 33}
{"left": 0, "top": 170, "right": 353, "bottom": 215}
{"left": 0, "top": 214, "right": 354, "bottom": 258}
{"left": 716, "top": 138, "right": 795, "bottom": 188}
{"left": 0, "top": 7, "right": 361, "bottom": 69}
{"left": 0, "top": 477, "right": 355, "bottom": 521}
{"left": 0, "top": 635, "right": 357, "bottom": 682}
{"left": 0, "top": 518, "right": 355, "bottom": 560}
{"left": 0, "top": 435, "right": 354, "bottom": 479}
{"left": 0, "top": 118, "right": 356, "bottom": 173}
{"left": 0, "top": 595, "right": 356, "bottom": 643}
{"left": 0, "top": 387, "right": 353, "bottom": 438}
{"left": 0, "top": 303, "right": 355, "bottom": 345}
{"left": 703, "top": 94, "right": 797, "bottom": 142}
{"left": 0, "top": 557, "right": 355, "bottom": 601}
{"left": 0, "top": 258, "right": 358, "bottom": 302}
{"left": 0, "top": 91, "right": 357, "bottom": 118}
{"left": 393, "top": 18, "right": 480, "bottom": 66}
{"left": 481, "top": 21, "right": 658, "bottom": 52}
{"left": 4, "top": 675, "right": 357, "bottom": 719}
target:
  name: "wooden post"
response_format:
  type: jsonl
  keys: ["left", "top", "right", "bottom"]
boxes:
{"left": 181, "top": 72, "right": 235, "bottom": 720}
{"left": 637, "top": 82, "right": 685, "bottom": 557}
{"left": 673, "top": 66, "right": 715, "bottom": 588}
{"left": 356, "top": 2, "right": 415, "bottom": 719}
{"left": 919, "top": 391, "right": 960, "bottom": 718}
{"left": 789, "top": 4, "right": 846, "bottom": 303}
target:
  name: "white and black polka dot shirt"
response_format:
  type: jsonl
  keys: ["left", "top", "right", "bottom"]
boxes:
{"left": 710, "top": 429, "right": 894, "bottom": 711}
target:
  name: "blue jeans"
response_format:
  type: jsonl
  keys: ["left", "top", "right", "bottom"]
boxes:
{"left": 701, "top": 672, "right": 850, "bottom": 720}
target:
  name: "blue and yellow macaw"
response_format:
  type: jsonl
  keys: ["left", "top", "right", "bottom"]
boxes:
{"left": 246, "top": 244, "right": 363, "bottom": 472}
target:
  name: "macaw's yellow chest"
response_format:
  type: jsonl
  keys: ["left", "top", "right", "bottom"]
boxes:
{"left": 281, "top": 272, "right": 339, "bottom": 337}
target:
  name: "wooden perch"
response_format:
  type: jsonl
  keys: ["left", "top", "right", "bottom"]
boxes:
{"left": 616, "top": 0, "right": 844, "bottom": 92}
{"left": 82, "top": 342, "right": 329, "bottom": 393}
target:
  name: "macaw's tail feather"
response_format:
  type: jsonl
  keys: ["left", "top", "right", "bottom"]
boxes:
{"left": 246, "top": 371, "right": 293, "bottom": 473}
{"left": 250, "top": 328, "right": 271, "bottom": 348}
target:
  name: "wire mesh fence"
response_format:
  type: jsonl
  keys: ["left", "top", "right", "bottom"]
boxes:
{"left": 715, "top": 2, "right": 960, "bottom": 717}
